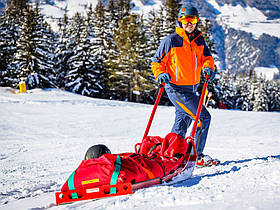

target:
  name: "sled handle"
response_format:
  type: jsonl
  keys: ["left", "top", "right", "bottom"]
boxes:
{"left": 142, "top": 83, "right": 165, "bottom": 141}
{"left": 135, "top": 143, "right": 141, "bottom": 153}
{"left": 190, "top": 75, "right": 210, "bottom": 139}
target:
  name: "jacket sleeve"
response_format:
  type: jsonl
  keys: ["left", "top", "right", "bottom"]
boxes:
{"left": 201, "top": 38, "right": 215, "bottom": 72}
{"left": 151, "top": 38, "right": 172, "bottom": 79}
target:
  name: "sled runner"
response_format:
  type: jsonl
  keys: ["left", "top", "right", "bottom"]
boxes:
{"left": 55, "top": 76, "right": 210, "bottom": 205}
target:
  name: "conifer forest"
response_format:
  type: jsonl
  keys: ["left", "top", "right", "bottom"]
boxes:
{"left": 0, "top": 0, "right": 279, "bottom": 111}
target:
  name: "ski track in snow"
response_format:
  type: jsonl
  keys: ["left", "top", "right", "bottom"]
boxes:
{"left": 0, "top": 88, "right": 280, "bottom": 210}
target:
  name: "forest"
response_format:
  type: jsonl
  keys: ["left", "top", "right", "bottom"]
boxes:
{"left": 0, "top": 0, "right": 279, "bottom": 111}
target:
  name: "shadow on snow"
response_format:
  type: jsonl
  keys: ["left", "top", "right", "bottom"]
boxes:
{"left": 171, "top": 154, "right": 280, "bottom": 188}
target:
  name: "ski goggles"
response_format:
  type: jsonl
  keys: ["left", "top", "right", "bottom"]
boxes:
{"left": 179, "top": 15, "right": 198, "bottom": 25}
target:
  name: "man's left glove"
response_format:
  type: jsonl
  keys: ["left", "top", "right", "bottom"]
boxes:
{"left": 157, "top": 73, "right": 171, "bottom": 84}
{"left": 202, "top": 67, "right": 215, "bottom": 82}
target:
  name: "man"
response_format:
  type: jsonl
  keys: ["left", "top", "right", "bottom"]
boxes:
{"left": 151, "top": 6, "right": 219, "bottom": 167}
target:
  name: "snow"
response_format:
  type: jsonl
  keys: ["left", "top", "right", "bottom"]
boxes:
{"left": 131, "top": 0, "right": 162, "bottom": 15}
{"left": 0, "top": 87, "right": 280, "bottom": 209}
{"left": 207, "top": 0, "right": 280, "bottom": 39}
{"left": 254, "top": 66, "right": 280, "bottom": 80}
{"left": 38, "top": 0, "right": 280, "bottom": 39}
{"left": 40, "top": 4, "right": 64, "bottom": 19}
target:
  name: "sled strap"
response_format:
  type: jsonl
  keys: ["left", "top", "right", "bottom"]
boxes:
{"left": 110, "top": 155, "right": 122, "bottom": 194}
{"left": 68, "top": 170, "right": 78, "bottom": 199}
{"left": 127, "top": 156, "right": 155, "bottom": 180}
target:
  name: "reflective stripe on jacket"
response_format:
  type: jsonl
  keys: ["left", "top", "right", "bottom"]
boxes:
{"left": 151, "top": 24, "right": 215, "bottom": 86}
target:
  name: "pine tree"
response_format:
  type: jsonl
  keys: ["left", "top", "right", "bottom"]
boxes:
{"left": 90, "top": 1, "right": 107, "bottom": 97}
{"left": 214, "top": 69, "right": 279, "bottom": 112}
{"left": 162, "top": 0, "right": 181, "bottom": 36}
{"left": 0, "top": 14, "right": 16, "bottom": 86}
{"left": 66, "top": 19, "right": 102, "bottom": 96}
{"left": 106, "top": 0, "right": 134, "bottom": 100}
{"left": 146, "top": 8, "right": 165, "bottom": 59}
{"left": 55, "top": 12, "right": 71, "bottom": 88}
{"left": 32, "top": 4, "right": 56, "bottom": 87}
{"left": 274, "top": 80, "right": 280, "bottom": 111}
{"left": 216, "top": 72, "right": 235, "bottom": 109}
{"left": 266, "top": 80, "right": 280, "bottom": 111}
{"left": 63, "top": 12, "right": 84, "bottom": 88}
{"left": 199, "top": 19, "right": 216, "bottom": 55}
{"left": 109, "top": 14, "right": 137, "bottom": 100}
{"left": 107, "top": 0, "right": 119, "bottom": 28}
{"left": 6, "top": 0, "right": 29, "bottom": 20}
{"left": 9, "top": 4, "right": 56, "bottom": 89}
{"left": 252, "top": 80, "right": 268, "bottom": 111}
{"left": 134, "top": 14, "right": 156, "bottom": 102}
{"left": 0, "top": 0, "right": 27, "bottom": 87}
{"left": 118, "top": 0, "right": 132, "bottom": 20}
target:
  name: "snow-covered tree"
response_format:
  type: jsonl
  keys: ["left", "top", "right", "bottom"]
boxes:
{"left": 162, "top": 0, "right": 181, "bottom": 36}
{"left": 133, "top": 14, "right": 156, "bottom": 102}
{"left": 55, "top": 12, "right": 71, "bottom": 88}
{"left": 252, "top": 81, "right": 268, "bottom": 111}
{"left": 0, "top": 0, "right": 27, "bottom": 87}
{"left": 215, "top": 72, "right": 235, "bottom": 109}
{"left": 6, "top": 0, "right": 29, "bottom": 19}
{"left": 266, "top": 80, "right": 280, "bottom": 111}
{"left": 65, "top": 6, "right": 106, "bottom": 97}
{"left": 118, "top": 0, "right": 133, "bottom": 20}
{"left": 0, "top": 14, "right": 16, "bottom": 86}
{"left": 146, "top": 8, "right": 165, "bottom": 60}
{"left": 89, "top": 1, "right": 107, "bottom": 97}
{"left": 9, "top": 4, "right": 56, "bottom": 89}
{"left": 66, "top": 23, "right": 98, "bottom": 96}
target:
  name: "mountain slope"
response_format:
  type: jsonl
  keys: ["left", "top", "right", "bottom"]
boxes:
{"left": 0, "top": 87, "right": 280, "bottom": 209}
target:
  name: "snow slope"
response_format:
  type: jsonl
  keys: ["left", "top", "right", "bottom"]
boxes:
{"left": 0, "top": 87, "right": 280, "bottom": 210}
{"left": 255, "top": 66, "right": 280, "bottom": 80}
{"left": 207, "top": 0, "right": 280, "bottom": 39}
{"left": 38, "top": 0, "right": 280, "bottom": 39}
{"left": 39, "top": 0, "right": 163, "bottom": 30}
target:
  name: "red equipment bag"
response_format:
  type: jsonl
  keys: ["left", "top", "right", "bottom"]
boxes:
{"left": 139, "top": 132, "right": 189, "bottom": 157}
{"left": 61, "top": 154, "right": 118, "bottom": 192}
{"left": 60, "top": 133, "right": 188, "bottom": 193}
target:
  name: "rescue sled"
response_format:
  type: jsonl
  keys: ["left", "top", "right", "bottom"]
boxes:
{"left": 55, "top": 76, "right": 210, "bottom": 205}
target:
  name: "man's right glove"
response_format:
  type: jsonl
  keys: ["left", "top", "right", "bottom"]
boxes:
{"left": 202, "top": 67, "right": 215, "bottom": 82}
{"left": 157, "top": 73, "right": 171, "bottom": 84}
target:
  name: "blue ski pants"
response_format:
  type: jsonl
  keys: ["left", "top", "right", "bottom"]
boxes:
{"left": 165, "top": 83, "right": 211, "bottom": 157}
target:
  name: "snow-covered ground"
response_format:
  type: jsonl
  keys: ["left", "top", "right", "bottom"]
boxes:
{"left": 0, "top": 87, "right": 280, "bottom": 210}
{"left": 255, "top": 66, "right": 280, "bottom": 80}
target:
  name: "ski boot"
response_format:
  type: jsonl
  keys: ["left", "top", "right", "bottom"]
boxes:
{"left": 196, "top": 154, "right": 220, "bottom": 167}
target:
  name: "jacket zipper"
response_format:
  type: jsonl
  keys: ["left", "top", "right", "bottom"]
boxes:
{"left": 190, "top": 44, "right": 196, "bottom": 92}
{"left": 194, "top": 52, "right": 197, "bottom": 82}
{"left": 174, "top": 56, "right": 178, "bottom": 82}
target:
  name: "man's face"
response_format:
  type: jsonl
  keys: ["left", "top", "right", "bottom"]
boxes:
{"left": 182, "top": 22, "right": 196, "bottom": 34}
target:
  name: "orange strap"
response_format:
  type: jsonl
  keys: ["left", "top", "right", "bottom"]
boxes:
{"left": 126, "top": 157, "right": 155, "bottom": 180}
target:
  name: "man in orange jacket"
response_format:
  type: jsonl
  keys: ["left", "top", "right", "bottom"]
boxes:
{"left": 152, "top": 6, "right": 219, "bottom": 167}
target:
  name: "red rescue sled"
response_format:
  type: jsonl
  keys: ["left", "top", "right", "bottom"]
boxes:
{"left": 55, "top": 76, "right": 210, "bottom": 205}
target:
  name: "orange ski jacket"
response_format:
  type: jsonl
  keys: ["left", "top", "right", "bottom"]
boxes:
{"left": 151, "top": 24, "right": 215, "bottom": 86}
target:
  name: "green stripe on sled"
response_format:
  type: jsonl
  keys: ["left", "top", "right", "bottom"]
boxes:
{"left": 68, "top": 170, "right": 78, "bottom": 199}
{"left": 110, "top": 155, "right": 122, "bottom": 194}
